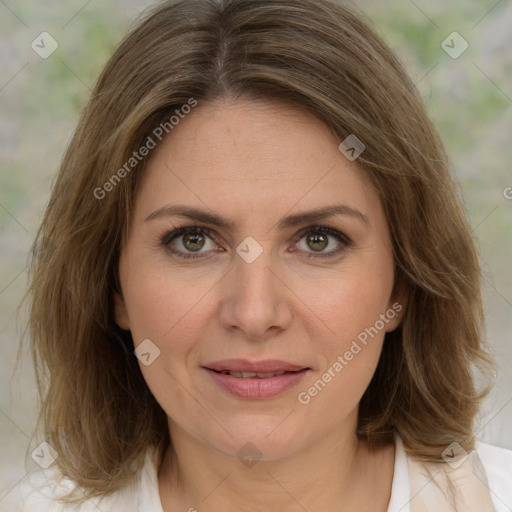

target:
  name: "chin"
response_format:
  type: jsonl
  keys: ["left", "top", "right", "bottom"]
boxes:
{"left": 201, "top": 415, "right": 311, "bottom": 462}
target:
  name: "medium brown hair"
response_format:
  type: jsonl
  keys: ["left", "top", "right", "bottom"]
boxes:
{"left": 26, "top": 0, "right": 495, "bottom": 501}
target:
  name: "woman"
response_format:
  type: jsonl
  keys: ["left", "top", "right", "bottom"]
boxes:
{"left": 5, "top": 0, "right": 511, "bottom": 510}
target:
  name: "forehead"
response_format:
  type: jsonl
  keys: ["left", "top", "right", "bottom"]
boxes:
{"left": 135, "top": 99, "right": 382, "bottom": 230}
{"left": 154, "top": 100, "right": 341, "bottom": 168}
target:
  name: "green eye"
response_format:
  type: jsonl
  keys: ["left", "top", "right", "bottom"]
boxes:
{"left": 161, "top": 225, "right": 352, "bottom": 260}
{"left": 294, "top": 226, "right": 352, "bottom": 259}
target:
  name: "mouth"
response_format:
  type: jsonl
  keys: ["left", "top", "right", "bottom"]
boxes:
{"left": 209, "top": 369, "right": 307, "bottom": 378}
{"left": 202, "top": 359, "right": 311, "bottom": 399}
{"left": 203, "top": 358, "right": 310, "bottom": 374}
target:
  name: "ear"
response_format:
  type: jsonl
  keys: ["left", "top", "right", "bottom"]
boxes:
{"left": 384, "top": 275, "right": 408, "bottom": 333}
{"left": 113, "top": 291, "right": 131, "bottom": 330}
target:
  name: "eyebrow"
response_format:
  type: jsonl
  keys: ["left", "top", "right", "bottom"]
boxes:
{"left": 144, "top": 203, "right": 370, "bottom": 230}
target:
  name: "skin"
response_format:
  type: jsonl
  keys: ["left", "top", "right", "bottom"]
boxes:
{"left": 114, "top": 98, "right": 407, "bottom": 511}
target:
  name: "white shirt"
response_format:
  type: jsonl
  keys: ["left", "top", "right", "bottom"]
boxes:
{"left": 2, "top": 434, "right": 511, "bottom": 511}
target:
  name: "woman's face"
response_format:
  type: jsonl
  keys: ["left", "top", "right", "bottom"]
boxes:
{"left": 114, "top": 99, "right": 404, "bottom": 460}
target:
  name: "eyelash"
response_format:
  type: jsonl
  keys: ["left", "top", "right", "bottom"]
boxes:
{"left": 159, "top": 224, "right": 353, "bottom": 260}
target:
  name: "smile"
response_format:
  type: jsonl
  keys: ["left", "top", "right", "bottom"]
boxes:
{"left": 215, "top": 370, "right": 288, "bottom": 378}
{"left": 204, "top": 364, "right": 310, "bottom": 399}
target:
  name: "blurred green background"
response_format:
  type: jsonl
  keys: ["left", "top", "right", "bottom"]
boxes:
{"left": 1, "top": 0, "right": 511, "bottom": 498}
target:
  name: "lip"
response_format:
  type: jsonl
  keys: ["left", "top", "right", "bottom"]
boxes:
{"left": 204, "top": 359, "right": 308, "bottom": 373}
{"left": 203, "top": 359, "right": 310, "bottom": 399}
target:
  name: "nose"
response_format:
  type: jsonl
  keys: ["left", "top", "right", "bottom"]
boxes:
{"left": 218, "top": 240, "right": 293, "bottom": 342}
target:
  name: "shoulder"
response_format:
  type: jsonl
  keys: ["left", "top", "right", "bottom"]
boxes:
{"left": 394, "top": 433, "right": 512, "bottom": 512}
{"left": 474, "top": 439, "right": 512, "bottom": 511}
{"left": 0, "top": 448, "right": 162, "bottom": 512}
{"left": 0, "top": 467, "right": 91, "bottom": 512}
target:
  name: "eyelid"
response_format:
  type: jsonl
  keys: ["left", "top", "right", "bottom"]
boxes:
{"left": 293, "top": 225, "right": 351, "bottom": 244}
{"left": 292, "top": 225, "right": 353, "bottom": 259}
{"left": 159, "top": 224, "right": 353, "bottom": 260}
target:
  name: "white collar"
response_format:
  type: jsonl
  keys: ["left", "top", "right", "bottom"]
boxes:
{"left": 387, "top": 432, "right": 411, "bottom": 512}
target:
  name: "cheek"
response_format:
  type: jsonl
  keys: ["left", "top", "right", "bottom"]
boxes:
{"left": 291, "top": 262, "right": 394, "bottom": 409}
{"left": 121, "top": 256, "right": 213, "bottom": 343}
{"left": 293, "top": 262, "right": 394, "bottom": 349}
{"left": 294, "top": 274, "right": 391, "bottom": 415}
{"left": 122, "top": 268, "right": 209, "bottom": 428}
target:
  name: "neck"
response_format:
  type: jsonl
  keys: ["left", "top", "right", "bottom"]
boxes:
{"left": 158, "top": 418, "right": 395, "bottom": 512}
